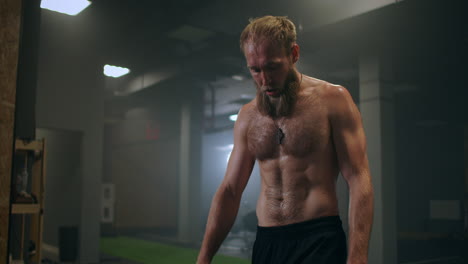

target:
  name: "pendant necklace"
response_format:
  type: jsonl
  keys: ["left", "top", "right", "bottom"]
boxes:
{"left": 277, "top": 128, "right": 285, "bottom": 144}
{"left": 276, "top": 73, "right": 303, "bottom": 145}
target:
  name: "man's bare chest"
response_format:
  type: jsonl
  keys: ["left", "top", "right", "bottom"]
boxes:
{"left": 246, "top": 111, "right": 330, "bottom": 161}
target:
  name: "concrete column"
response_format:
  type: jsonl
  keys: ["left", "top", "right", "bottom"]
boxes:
{"left": 177, "top": 82, "right": 204, "bottom": 244}
{"left": 178, "top": 102, "right": 191, "bottom": 242}
{"left": 359, "top": 52, "right": 397, "bottom": 264}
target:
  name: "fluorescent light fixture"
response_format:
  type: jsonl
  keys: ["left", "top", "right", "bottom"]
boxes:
{"left": 41, "top": 0, "right": 91, "bottom": 16}
{"left": 103, "top": 65, "right": 130, "bottom": 78}
{"left": 232, "top": 75, "right": 244, "bottom": 81}
{"left": 229, "top": 114, "right": 238, "bottom": 122}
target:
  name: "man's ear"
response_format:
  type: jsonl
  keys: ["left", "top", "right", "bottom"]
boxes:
{"left": 291, "top": 43, "right": 300, "bottom": 63}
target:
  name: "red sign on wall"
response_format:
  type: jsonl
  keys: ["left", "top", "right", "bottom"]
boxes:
{"left": 145, "top": 122, "right": 159, "bottom": 140}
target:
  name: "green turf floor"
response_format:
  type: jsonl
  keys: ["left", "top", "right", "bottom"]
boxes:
{"left": 100, "top": 236, "right": 250, "bottom": 264}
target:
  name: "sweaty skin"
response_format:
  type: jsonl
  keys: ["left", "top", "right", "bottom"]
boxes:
{"left": 197, "top": 39, "right": 374, "bottom": 264}
{"left": 248, "top": 77, "right": 341, "bottom": 227}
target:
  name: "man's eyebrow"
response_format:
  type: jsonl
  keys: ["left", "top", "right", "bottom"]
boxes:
{"left": 265, "top": 62, "right": 280, "bottom": 67}
{"left": 247, "top": 61, "right": 281, "bottom": 68}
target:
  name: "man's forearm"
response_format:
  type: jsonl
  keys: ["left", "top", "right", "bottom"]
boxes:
{"left": 197, "top": 186, "right": 242, "bottom": 264}
{"left": 347, "top": 175, "right": 374, "bottom": 264}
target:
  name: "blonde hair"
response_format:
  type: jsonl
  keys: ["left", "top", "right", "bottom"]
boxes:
{"left": 240, "top": 15, "right": 297, "bottom": 55}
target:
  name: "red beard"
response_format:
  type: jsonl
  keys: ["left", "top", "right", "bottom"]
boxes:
{"left": 256, "top": 69, "right": 300, "bottom": 118}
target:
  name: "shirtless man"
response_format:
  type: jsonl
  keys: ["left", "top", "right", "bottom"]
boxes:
{"left": 197, "top": 16, "right": 374, "bottom": 264}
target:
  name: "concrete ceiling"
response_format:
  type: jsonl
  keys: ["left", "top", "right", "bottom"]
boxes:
{"left": 83, "top": 0, "right": 377, "bottom": 120}
{"left": 39, "top": 0, "right": 467, "bottom": 126}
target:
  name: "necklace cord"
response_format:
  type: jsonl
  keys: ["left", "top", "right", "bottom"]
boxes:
{"left": 275, "top": 72, "right": 302, "bottom": 145}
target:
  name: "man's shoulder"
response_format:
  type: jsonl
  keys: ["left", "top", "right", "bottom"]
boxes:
{"left": 240, "top": 99, "right": 260, "bottom": 118}
{"left": 303, "top": 76, "right": 346, "bottom": 95}
{"left": 235, "top": 101, "right": 257, "bottom": 127}
{"left": 301, "top": 76, "right": 350, "bottom": 103}
{"left": 301, "top": 76, "right": 355, "bottom": 119}
{"left": 317, "top": 82, "right": 356, "bottom": 120}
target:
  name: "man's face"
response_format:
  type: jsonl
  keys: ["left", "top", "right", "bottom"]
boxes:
{"left": 244, "top": 39, "right": 295, "bottom": 98}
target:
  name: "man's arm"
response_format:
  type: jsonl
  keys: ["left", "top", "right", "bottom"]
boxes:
{"left": 328, "top": 85, "right": 374, "bottom": 264}
{"left": 197, "top": 106, "right": 256, "bottom": 264}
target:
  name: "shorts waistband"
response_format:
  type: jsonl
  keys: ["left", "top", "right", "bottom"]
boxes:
{"left": 256, "top": 215, "right": 343, "bottom": 239}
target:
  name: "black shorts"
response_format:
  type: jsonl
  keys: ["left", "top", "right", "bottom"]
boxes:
{"left": 252, "top": 215, "right": 347, "bottom": 264}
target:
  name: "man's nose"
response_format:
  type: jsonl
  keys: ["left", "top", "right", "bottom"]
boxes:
{"left": 260, "top": 71, "right": 271, "bottom": 86}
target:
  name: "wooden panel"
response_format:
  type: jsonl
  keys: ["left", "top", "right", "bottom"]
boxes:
{"left": 11, "top": 204, "right": 40, "bottom": 214}
{"left": 0, "top": 1, "right": 22, "bottom": 105}
{"left": 0, "top": 0, "right": 23, "bottom": 262}
{"left": 15, "top": 140, "right": 43, "bottom": 151}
